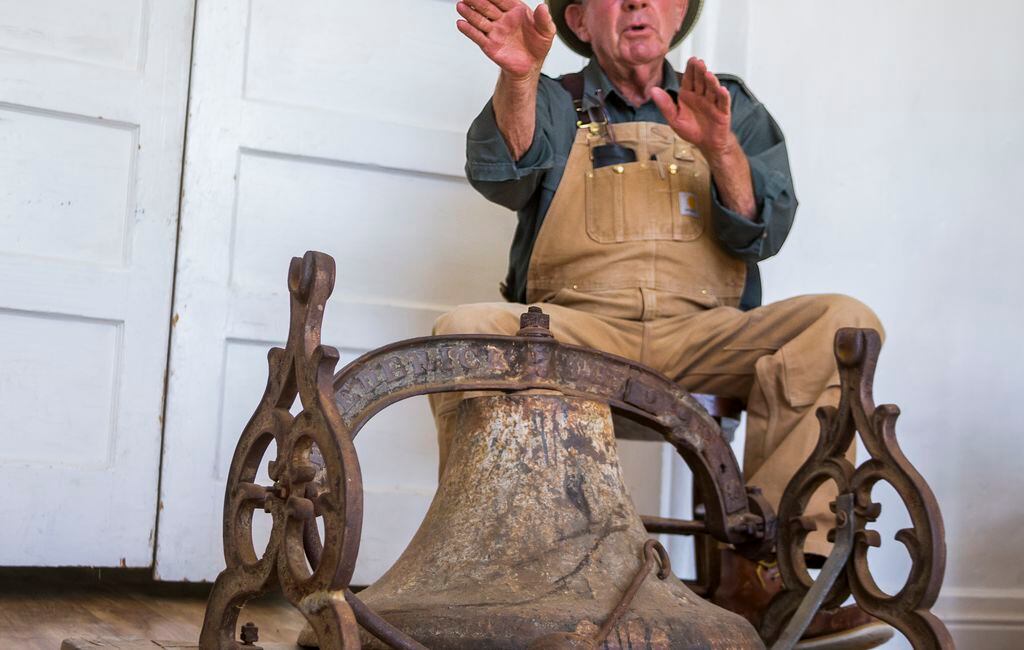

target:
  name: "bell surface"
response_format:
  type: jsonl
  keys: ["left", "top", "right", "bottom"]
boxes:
{"left": 319, "top": 394, "right": 764, "bottom": 649}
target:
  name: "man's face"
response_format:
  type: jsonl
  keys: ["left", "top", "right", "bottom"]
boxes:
{"left": 565, "top": 0, "right": 689, "bottom": 67}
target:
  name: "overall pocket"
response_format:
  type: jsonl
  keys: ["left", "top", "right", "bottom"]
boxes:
{"left": 585, "top": 146, "right": 708, "bottom": 244}
{"left": 667, "top": 144, "right": 707, "bottom": 242}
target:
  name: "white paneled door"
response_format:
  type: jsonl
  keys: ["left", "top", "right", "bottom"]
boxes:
{"left": 156, "top": 0, "right": 589, "bottom": 581}
{"left": 0, "top": 0, "right": 195, "bottom": 565}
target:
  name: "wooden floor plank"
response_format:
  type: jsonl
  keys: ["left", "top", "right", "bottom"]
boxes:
{"left": 0, "top": 569, "right": 307, "bottom": 650}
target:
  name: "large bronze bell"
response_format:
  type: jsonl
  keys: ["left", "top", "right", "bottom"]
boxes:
{"left": 306, "top": 394, "right": 763, "bottom": 649}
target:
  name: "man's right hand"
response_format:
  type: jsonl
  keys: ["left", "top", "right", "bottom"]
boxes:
{"left": 456, "top": 0, "right": 556, "bottom": 80}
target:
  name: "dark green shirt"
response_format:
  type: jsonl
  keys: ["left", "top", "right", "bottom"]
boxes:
{"left": 465, "top": 59, "right": 797, "bottom": 310}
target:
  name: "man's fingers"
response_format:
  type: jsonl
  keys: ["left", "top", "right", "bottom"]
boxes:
{"left": 705, "top": 71, "right": 728, "bottom": 111}
{"left": 491, "top": 0, "right": 521, "bottom": 11}
{"left": 465, "top": 0, "right": 504, "bottom": 20}
{"left": 704, "top": 71, "right": 721, "bottom": 97}
{"left": 456, "top": 1, "right": 493, "bottom": 33}
{"left": 650, "top": 87, "right": 678, "bottom": 122}
{"left": 457, "top": 19, "right": 490, "bottom": 49}
{"left": 533, "top": 2, "right": 557, "bottom": 37}
{"left": 692, "top": 58, "right": 708, "bottom": 95}
{"left": 682, "top": 56, "right": 698, "bottom": 93}
{"left": 715, "top": 85, "right": 730, "bottom": 113}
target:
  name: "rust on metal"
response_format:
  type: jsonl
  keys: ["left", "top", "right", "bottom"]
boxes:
{"left": 199, "top": 251, "right": 768, "bottom": 649}
{"left": 326, "top": 330, "right": 762, "bottom": 546}
{"left": 333, "top": 394, "right": 759, "bottom": 649}
{"left": 198, "top": 250, "right": 951, "bottom": 650}
{"left": 770, "top": 494, "right": 857, "bottom": 649}
{"left": 761, "top": 329, "right": 954, "bottom": 649}
{"left": 199, "top": 251, "right": 363, "bottom": 650}
{"left": 641, "top": 515, "right": 707, "bottom": 536}
{"left": 239, "top": 622, "right": 261, "bottom": 648}
{"left": 528, "top": 540, "right": 672, "bottom": 650}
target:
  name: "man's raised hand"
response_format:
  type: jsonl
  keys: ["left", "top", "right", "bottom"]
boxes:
{"left": 456, "top": 0, "right": 556, "bottom": 80}
{"left": 651, "top": 57, "right": 736, "bottom": 164}
{"left": 653, "top": 57, "right": 756, "bottom": 219}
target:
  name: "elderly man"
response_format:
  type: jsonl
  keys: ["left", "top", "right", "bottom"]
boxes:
{"left": 440, "top": 0, "right": 891, "bottom": 646}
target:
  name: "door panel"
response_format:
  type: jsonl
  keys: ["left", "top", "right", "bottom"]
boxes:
{"left": 0, "top": 0, "right": 194, "bottom": 566}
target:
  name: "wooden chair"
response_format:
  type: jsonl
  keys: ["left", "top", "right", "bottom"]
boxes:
{"left": 613, "top": 394, "right": 746, "bottom": 598}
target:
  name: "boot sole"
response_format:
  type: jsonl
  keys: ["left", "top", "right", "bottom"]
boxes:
{"left": 795, "top": 622, "right": 895, "bottom": 649}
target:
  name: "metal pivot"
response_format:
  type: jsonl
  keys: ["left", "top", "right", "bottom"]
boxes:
{"left": 770, "top": 495, "right": 856, "bottom": 650}
{"left": 762, "top": 329, "right": 954, "bottom": 649}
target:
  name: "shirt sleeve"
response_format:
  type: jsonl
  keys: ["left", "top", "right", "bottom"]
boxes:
{"left": 464, "top": 75, "right": 564, "bottom": 211}
{"left": 710, "top": 76, "right": 798, "bottom": 263}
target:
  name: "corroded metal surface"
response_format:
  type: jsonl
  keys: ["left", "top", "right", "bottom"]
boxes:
{"left": 199, "top": 251, "right": 363, "bottom": 650}
{"left": 770, "top": 494, "right": 856, "bottom": 649}
{"left": 199, "top": 251, "right": 951, "bottom": 650}
{"left": 527, "top": 539, "right": 673, "bottom": 650}
{"left": 200, "top": 252, "right": 770, "bottom": 649}
{"left": 762, "top": 329, "right": 954, "bottom": 648}
{"left": 349, "top": 395, "right": 762, "bottom": 649}
{"left": 327, "top": 311, "right": 765, "bottom": 547}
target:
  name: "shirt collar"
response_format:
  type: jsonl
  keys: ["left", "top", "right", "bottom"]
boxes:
{"left": 580, "top": 58, "right": 680, "bottom": 111}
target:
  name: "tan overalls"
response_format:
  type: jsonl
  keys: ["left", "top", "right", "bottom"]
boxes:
{"left": 431, "top": 121, "right": 882, "bottom": 556}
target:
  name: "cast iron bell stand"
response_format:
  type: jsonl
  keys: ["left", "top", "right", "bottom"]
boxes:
{"left": 195, "top": 251, "right": 952, "bottom": 650}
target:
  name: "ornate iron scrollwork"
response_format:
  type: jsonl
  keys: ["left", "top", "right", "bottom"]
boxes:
{"left": 199, "top": 251, "right": 950, "bottom": 649}
{"left": 199, "top": 251, "right": 364, "bottom": 649}
{"left": 763, "top": 329, "right": 953, "bottom": 648}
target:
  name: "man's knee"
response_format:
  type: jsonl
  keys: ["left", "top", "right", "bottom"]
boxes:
{"left": 818, "top": 294, "right": 885, "bottom": 343}
{"left": 433, "top": 303, "right": 521, "bottom": 336}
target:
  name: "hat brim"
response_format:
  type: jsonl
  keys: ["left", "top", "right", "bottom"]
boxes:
{"left": 547, "top": 0, "right": 703, "bottom": 59}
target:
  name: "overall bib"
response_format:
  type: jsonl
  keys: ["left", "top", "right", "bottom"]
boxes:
{"left": 525, "top": 121, "right": 746, "bottom": 314}
{"left": 431, "top": 121, "right": 881, "bottom": 556}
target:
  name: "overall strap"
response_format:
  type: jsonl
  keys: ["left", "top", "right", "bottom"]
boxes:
{"left": 558, "top": 72, "right": 589, "bottom": 128}
{"left": 558, "top": 72, "right": 585, "bottom": 104}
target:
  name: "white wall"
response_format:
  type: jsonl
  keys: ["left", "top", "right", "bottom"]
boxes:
{"left": 702, "top": 0, "right": 1024, "bottom": 646}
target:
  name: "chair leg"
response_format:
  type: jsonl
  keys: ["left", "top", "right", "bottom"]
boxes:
{"left": 685, "top": 494, "right": 722, "bottom": 599}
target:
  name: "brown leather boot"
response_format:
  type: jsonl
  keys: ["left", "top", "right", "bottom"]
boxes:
{"left": 711, "top": 549, "right": 894, "bottom": 650}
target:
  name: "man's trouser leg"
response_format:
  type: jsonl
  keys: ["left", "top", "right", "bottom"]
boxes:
{"left": 650, "top": 294, "right": 884, "bottom": 556}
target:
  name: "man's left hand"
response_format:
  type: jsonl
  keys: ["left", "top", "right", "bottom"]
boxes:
{"left": 650, "top": 56, "right": 736, "bottom": 163}
{"left": 651, "top": 57, "right": 757, "bottom": 220}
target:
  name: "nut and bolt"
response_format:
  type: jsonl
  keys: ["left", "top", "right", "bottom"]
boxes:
{"left": 518, "top": 307, "right": 553, "bottom": 338}
{"left": 240, "top": 621, "right": 259, "bottom": 645}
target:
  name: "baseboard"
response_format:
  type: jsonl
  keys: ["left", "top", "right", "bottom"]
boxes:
{"left": 934, "top": 587, "right": 1024, "bottom": 649}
